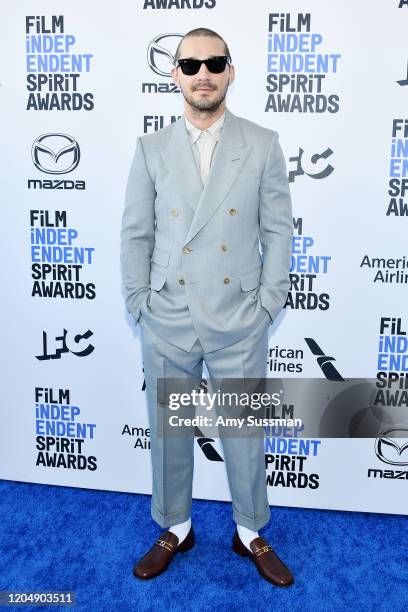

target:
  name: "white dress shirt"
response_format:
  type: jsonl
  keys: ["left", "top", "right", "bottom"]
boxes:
{"left": 184, "top": 112, "right": 225, "bottom": 185}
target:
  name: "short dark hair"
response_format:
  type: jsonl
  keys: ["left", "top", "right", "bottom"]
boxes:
{"left": 174, "top": 28, "right": 231, "bottom": 64}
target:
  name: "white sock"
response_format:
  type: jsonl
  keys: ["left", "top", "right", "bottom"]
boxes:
{"left": 237, "top": 524, "right": 259, "bottom": 551}
{"left": 168, "top": 517, "right": 191, "bottom": 545}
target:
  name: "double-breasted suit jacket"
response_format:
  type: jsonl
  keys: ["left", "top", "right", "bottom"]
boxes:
{"left": 120, "top": 107, "right": 293, "bottom": 353}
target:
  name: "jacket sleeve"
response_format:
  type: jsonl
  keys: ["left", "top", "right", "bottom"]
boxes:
{"left": 120, "top": 137, "right": 156, "bottom": 323}
{"left": 258, "top": 130, "right": 293, "bottom": 322}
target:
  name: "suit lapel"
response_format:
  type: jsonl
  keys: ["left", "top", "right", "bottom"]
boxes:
{"left": 160, "top": 108, "right": 253, "bottom": 244}
{"left": 183, "top": 108, "right": 252, "bottom": 246}
{"left": 160, "top": 117, "right": 204, "bottom": 213}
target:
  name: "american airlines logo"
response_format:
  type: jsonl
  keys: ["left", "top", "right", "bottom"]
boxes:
{"left": 304, "top": 338, "right": 344, "bottom": 381}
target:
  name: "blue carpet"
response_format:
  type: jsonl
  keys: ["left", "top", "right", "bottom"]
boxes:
{"left": 0, "top": 479, "right": 407, "bottom": 611}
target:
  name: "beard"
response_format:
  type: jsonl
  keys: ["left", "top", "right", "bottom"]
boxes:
{"left": 181, "top": 81, "right": 229, "bottom": 113}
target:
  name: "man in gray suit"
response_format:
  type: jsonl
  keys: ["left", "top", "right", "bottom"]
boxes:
{"left": 121, "top": 27, "right": 294, "bottom": 586}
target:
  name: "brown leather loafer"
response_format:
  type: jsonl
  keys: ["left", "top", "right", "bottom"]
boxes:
{"left": 232, "top": 529, "right": 294, "bottom": 586}
{"left": 133, "top": 526, "right": 195, "bottom": 579}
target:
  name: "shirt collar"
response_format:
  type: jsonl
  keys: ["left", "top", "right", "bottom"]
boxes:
{"left": 184, "top": 112, "right": 225, "bottom": 144}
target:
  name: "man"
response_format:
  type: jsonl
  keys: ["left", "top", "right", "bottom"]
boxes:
{"left": 120, "top": 27, "right": 294, "bottom": 586}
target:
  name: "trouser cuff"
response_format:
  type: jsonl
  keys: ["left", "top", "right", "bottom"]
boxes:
{"left": 233, "top": 504, "right": 271, "bottom": 531}
{"left": 151, "top": 501, "right": 192, "bottom": 528}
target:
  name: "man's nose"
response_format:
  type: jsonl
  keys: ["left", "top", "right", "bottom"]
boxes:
{"left": 196, "top": 61, "right": 212, "bottom": 78}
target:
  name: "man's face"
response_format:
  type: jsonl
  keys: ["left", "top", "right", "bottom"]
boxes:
{"left": 171, "top": 36, "right": 234, "bottom": 113}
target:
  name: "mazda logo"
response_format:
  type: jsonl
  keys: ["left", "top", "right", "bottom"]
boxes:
{"left": 374, "top": 428, "right": 408, "bottom": 466}
{"left": 31, "top": 133, "right": 80, "bottom": 174}
{"left": 147, "top": 33, "right": 184, "bottom": 77}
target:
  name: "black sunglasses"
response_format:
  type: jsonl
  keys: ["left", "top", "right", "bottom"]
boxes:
{"left": 176, "top": 56, "right": 230, "bottom": 75}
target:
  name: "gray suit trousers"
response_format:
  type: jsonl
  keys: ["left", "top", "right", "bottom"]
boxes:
{"left": 139, "top": 310, "right": 271, "bottom": 531}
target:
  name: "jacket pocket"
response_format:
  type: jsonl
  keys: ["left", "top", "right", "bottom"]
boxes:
{"left": 151, "top": 246, "right": 170, "bottom": 268}
{"left": 240, "top": 268, "right": 261, "bottom": 291}
{"left": 150, "top": 268, "right": 166, "bottom": 291}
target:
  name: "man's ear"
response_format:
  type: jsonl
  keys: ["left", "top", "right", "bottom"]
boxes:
{"left": 171, "top": 67, "right": 179, "bottom": 84}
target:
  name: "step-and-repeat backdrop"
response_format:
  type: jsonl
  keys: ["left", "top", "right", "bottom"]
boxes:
{"left": 1, "top": 0, "right": 407, "bottom": 516}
